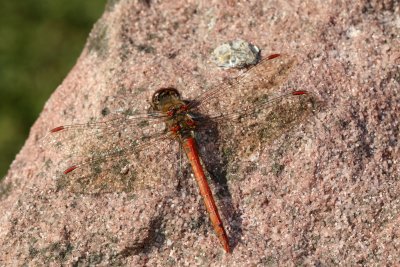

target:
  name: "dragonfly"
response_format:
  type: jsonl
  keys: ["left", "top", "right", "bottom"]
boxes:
{"left": 42, "top": 53, "right": 313, "bottom": 253}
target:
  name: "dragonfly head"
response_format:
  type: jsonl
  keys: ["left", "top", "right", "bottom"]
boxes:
{"left": 151, "top": 87, "right": 183, "bottom": 113}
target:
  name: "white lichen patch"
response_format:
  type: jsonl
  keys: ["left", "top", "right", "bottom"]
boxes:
{"left": 211, "top": 39, "right": 260, "bottom": 69}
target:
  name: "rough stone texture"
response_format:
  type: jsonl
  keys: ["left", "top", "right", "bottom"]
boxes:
{"left": 0, "top": 0, "right": 399, "bottom": 266}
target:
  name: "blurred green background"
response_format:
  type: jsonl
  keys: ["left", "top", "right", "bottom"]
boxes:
{"left": 0, "top": 1, "right": 107, "bottom": 180}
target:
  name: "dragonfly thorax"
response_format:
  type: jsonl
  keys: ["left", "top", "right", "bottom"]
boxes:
{"left": 152, "top": 87, "right": 196, "bottom": 139}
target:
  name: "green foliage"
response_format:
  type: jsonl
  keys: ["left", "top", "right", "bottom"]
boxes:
{"left": 0, "top": 1, "right": 106, "bottom": 179}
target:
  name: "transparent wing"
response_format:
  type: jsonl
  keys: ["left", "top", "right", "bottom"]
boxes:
{"left": 195, "top": 90, "right": 310, "bottom": 125}
{"left": 195, "top": 91, "right": 315, "bottom": 183}
{"left": 189, "top": 54, "right": 298, "bottom": 118}
{"left": 41, "top": 112, "right": 167, "bottom": 158}
{"left": 53, "top": 136, "right": 178, "bottom": 194}
{"left": 41, "top": 112, "right": 179, "bottom": 194}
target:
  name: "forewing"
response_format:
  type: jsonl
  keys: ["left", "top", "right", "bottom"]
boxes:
{"left": 42, "top": 113, "right": 166, "bottom": 156}
{"left": 190, "top": 54, "right": 297, "bottom": 119}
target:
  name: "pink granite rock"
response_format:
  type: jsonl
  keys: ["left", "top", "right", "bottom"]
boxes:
{"left": 0, "top": 0, "right": 399, "bottom": 265}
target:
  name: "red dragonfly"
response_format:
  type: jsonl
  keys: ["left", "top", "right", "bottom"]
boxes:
{"left": 43, "top": 54, "right": 312, "bottom": 253}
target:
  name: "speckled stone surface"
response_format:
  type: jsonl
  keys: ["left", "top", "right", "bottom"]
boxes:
{"left": 0, "top": 0, "right": 399, "bottom": 265}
